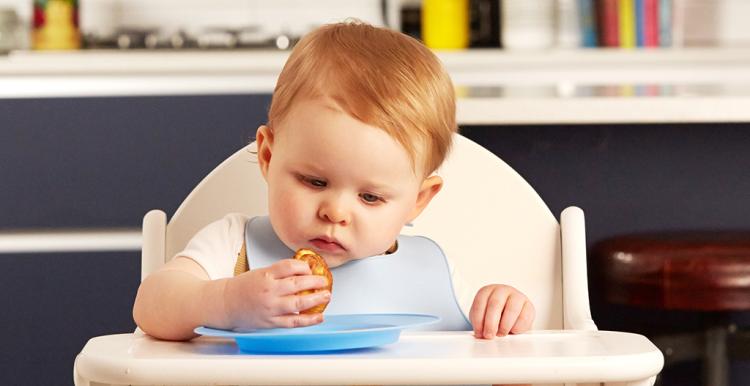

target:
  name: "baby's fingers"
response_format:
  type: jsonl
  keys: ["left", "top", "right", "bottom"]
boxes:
{"left": 509, "top": 301, "right": 535, "bottom": 334}
{"left": 481, "top": 288, "right": 508, "bottom": 339}
{"left": 497, "top": 295, "right": 526, "bottom": 336}
{"left": 469, "top": 286, "right": 492, "bottom": 338}
{"left": 267, "top": 259, "right": 312, "bottom": 279}
{"left": 277, "top": 291, "right": 331, "bottom": 314}
{"left": 277, "top": 274, "right": 329, "bottom": 296}
{"left": 270, "top": 312, "right": 324, "bottom": 329}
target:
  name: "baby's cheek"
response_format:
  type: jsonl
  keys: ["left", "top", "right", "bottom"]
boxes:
{"left": 270, "top": 191, "right": 311, "bottom": 245}
{"left": 364, "top": 223, "right": 402, "bottom": 256}
{"left": 271, "top": 193, "right": 292, "bottom": 214}
{"left": 271, "top": 187, "right": 304, "bottom": 217}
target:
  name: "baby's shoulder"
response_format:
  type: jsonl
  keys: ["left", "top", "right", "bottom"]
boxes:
{"left": 195, "top": 213, "right": 252, "bottom": 240}
{"left": 220, "top": 212, "right": 252, "bottom": 228}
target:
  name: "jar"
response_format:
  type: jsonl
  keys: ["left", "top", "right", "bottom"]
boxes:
{"left": 32, "top": 0, "right": 81, "bottom": 50}
{"left": 0, "top": 8, "right": 21, "bottom": 52}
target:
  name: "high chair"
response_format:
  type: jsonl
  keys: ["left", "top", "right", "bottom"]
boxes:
{"left": 74, "top": 133, "right": 664, "bottom": 385}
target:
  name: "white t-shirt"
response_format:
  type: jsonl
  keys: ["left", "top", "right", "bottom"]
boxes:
{"left": 175, "top": 213, "right": 250, "bottom": 280}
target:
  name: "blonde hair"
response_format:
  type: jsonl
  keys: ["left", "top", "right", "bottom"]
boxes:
{"left": 267, "top": 21, "right": 457, "bottom": 175}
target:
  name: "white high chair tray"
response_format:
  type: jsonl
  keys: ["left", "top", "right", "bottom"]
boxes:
{"left": 75, "top": 329, "right": 663, "bottom": 385}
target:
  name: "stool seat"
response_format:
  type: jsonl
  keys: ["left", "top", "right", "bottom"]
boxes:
{"left": 592, "top": 231, "right": 750, "bottom": 311}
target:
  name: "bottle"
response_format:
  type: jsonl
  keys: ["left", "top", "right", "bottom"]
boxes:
{"left": 32, "top": 0, "right": 81, "bottom": 50}
{"left": 422, "top": 0, "right": 469, "bottom": 50}
{"left": 469, "top": 0, "right": 500, "bottom": 48}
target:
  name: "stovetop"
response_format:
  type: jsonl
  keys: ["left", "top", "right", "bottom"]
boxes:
{"left": 83, "top": 26, "right": 298, "bottom": 50}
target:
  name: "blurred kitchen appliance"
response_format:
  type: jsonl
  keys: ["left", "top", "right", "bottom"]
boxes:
{"left": 79, "top": 0, "right": 384, "bottom": 50}
{"left": 82, "top": 25, "right": 297, "bottom": 50}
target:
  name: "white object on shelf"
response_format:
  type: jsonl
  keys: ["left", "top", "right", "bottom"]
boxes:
{"left": 555, "top": 0, "right": 582, "bottom": 48}
{"left": 501, "top": 0, "right": 556, "bottom": 50}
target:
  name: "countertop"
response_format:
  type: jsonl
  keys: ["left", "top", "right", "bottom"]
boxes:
{"left": 3, "top": 48, "right": 750, "bottom": 124}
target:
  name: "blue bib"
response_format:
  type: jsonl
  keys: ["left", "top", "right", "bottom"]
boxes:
{"left": 244, "top": 216, "right": 471, "bottom": 331}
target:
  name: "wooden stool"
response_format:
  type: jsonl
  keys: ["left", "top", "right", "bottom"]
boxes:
{"left": 592, "top": 231, "right": 750, "bottom": 386}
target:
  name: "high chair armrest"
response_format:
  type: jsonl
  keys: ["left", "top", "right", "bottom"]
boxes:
{"left": 141, "top": 209, "right": 167, "bottom": 281}
{"left": 561, "top": 206, "right": 597, "bottom": 331}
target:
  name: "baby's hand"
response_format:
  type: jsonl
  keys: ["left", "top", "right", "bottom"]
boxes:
{"left": 222, "top": 259, "right": 331, "bottom": 330}
{"left": 469, "top": 284, "right": 535, "bottom": 339}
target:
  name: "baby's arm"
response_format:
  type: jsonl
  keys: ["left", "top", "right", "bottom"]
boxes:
{"left": 469, "top": 285, "right": 535, "bottom": 340}
{"left": 133, "top": 257, "right": 224, "bottom": 340}
{"left": 132, "top": 256, "right": 330, "bottom": 341}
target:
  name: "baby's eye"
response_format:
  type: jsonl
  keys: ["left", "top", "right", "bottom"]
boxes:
{"left": 308, "top": 178, "right": 327, "bottom": 187}
{"left": 360, "top": 193, "right": 383, "bottom": 203}
{"left": 299, "top": 175, "right": 327, "bottom": 188}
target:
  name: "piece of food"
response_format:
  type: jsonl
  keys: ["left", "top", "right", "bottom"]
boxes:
{"left": 293, "top": 248, "right": 333, "bottom": 314}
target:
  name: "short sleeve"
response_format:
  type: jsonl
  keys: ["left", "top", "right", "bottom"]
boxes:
{"left": 173, "top": 213, "right": 249, "bottom": 280}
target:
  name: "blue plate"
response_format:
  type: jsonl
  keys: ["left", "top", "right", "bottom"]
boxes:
{"left": 195, "top": 313, "right": 439, "bottom": 353}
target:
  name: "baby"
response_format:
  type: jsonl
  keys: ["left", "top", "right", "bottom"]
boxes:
{"left": 133, "top": 21, "right": 534, "bottom": 341}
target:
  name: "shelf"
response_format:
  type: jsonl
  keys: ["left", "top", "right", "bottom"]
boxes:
{"left": 3, "top": 48, "right": 750, "bottom": 124}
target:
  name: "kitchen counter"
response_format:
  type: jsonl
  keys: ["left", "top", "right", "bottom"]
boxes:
{"left": 3, "top": 48, "right": 750, "bottom": 124}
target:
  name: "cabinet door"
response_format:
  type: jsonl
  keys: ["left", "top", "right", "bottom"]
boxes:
{"left": 0, "top": 94, "right": 272, "bottom": 229}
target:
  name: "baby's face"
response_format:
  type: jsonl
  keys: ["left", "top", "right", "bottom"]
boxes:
{"left": 261, "top": 97, "right": 425, "bottom": 267}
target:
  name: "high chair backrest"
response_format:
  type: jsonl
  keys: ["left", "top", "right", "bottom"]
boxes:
{"left": 142, "top": 133, "right": 592, "bottom": 331}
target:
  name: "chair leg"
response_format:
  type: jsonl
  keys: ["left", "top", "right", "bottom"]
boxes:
{"left": 705, "top": 325, "right": 729, "bottom": 386}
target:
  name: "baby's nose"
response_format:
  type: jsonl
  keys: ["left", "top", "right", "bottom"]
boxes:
{"left": 318, "top": 198, "right": 351, "bottom": 225}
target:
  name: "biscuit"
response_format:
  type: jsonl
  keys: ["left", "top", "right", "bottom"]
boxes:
{"left": 293, "top": 249, "right": 333, "bottom": 314}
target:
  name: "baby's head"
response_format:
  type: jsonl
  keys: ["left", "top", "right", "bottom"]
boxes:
{"left": 256, "top": 21, "right": 457, "bottom": 266}
{"left": 269, "top": 20, "right": 456, "bottom": 176}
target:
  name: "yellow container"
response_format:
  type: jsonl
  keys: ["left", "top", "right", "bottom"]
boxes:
{"left": 422, "top": 0, "right": 469, "bottom": 50}
{"left": 32, "top": 0, "right": 81, "bottom": 50}
{"left": 618, "top": 0, "right": 636, "bottom": 48}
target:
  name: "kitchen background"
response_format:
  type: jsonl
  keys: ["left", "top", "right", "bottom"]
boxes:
{"left": 3, "top": 0, "right": 750, "bottom": 385}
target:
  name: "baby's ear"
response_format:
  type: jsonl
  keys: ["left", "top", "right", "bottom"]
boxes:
{"left": 255, "top": 125, "right": 274, "bottom": 179}
{"left": 408, "top": 175, "right": 443, "bottom": 223}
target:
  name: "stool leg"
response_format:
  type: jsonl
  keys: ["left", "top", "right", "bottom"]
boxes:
{"left": 705, "top": 325, "right": 729, "bottom": 386}
{"left": 603, "top": 377, "right": 656, "bottom": 386}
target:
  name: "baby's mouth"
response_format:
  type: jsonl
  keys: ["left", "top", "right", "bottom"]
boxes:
{"left": 309, "top": 237, "right": 346, "bottom": 253}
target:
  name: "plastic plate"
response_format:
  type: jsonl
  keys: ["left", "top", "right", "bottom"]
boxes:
{"left": 194, "top": 313, "right": 439, "bottom": 353}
